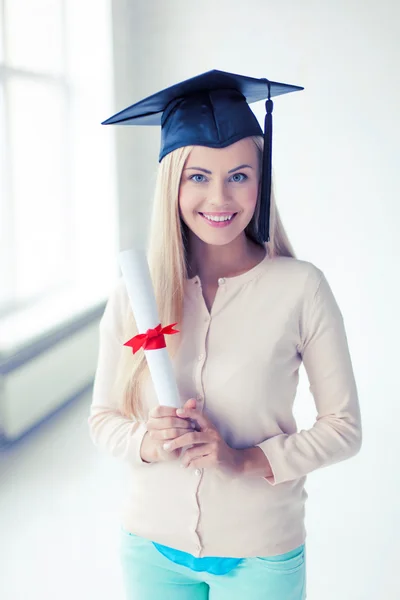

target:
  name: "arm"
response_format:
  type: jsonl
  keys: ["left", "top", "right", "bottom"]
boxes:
{"left": 87, "top": 278, "right": 150, "bottom": 466}
{"left": 237, "top": 446, "right": 274, "bottom": 478}
{"left": 256, "top": 270, "right": 362, "bottom": 486}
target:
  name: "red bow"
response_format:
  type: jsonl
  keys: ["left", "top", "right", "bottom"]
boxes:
{"left": 123, "top": 322, "right": 180, "bottom": 354}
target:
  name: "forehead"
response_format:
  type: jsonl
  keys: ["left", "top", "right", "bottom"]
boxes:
{"left": 186, "top": 137, "right": 258, "bottom": 166}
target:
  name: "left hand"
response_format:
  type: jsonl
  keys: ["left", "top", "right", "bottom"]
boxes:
{"left": 162, "top": 400, "right": 243, "bottom": 475}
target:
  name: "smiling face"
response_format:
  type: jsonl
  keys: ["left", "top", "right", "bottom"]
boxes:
{"left": 178, "top": 137, "right": 260, "bottom": 248}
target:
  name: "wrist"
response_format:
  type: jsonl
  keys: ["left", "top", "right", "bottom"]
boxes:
{"left": 140, "top": 431, "right": 158, "bottom": 463}
{"left": 236, "top": 446, "right": 274, "bottom": 478}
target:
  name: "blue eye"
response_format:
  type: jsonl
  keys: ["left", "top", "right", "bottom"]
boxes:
{"left": 190, "top": 174, "right": 207, "bottom": 183}
{"left": 230, "top": 173, "right": 247, "bottom": 183}
{"left": 189, "top": 172, "right": 248, "bottom": 183}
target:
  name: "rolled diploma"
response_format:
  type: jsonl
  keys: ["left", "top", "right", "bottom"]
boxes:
{"left": 118, "top": 248, "right": 182, "bottom": 409}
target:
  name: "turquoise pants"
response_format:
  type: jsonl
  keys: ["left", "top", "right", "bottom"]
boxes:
{"left": 120, "top": 528, "right": 307, "bottom": 600}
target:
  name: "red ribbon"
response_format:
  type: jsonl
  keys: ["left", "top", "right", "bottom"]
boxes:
{"left": 123, "top": 322, "right": 180, "bottom": 354}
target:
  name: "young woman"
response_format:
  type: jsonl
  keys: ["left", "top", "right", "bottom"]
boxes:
{"left": 89, "top": 71, "right": 362, "bottom": 600}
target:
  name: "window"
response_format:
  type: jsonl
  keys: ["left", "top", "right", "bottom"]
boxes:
{"left": 0, "top": 0, "right": 118, "bottom": 316}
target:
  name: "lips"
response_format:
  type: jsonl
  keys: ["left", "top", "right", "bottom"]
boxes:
{"left": 200, "top": 212, "right": 237, "bottom": 217}
{"left": 198, "top": 212, "right": 238, "bottom": 227}
{"left": 198, "top": 213, "right": 238, "bottom": 219}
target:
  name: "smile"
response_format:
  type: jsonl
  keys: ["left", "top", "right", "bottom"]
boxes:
{"left": 199, "top": 212, "right": 238, "bottom": 227}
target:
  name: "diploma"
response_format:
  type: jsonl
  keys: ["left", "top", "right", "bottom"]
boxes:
{"left": 118, "top": 248, "right": 182, "bottom": 409}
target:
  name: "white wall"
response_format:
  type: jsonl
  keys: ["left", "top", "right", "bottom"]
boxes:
{"left": 111, "top": 1, "right": 400, "bottom": 598}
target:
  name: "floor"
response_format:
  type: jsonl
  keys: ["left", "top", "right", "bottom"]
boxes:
{"left": 0, "top": 390, "right": 126, "bottom": 600}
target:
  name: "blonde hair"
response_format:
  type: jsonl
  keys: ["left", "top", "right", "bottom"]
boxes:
{"left": 113, "top": 136, "right": 296, "bottom": 421}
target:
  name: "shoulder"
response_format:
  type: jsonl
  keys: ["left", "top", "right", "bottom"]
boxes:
{"left": 104, "top": 275, "right": 129, "bottom": 310}
{"left": 268, "top": 257, "right": 344, "bottom": 329}
{"left": 266, "top": 256, "right": 324, "bottom": 297}
{"left": 100, "top": 276, "right": 130, "bottom": 337}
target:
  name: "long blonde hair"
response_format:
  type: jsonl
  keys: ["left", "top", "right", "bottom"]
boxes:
{"left": 114, "top": 135, "right": 296, "bottom": 420}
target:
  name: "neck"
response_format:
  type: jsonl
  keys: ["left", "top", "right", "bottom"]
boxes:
{"left": 187, "top": 234, "right": 266, "bottom": 284}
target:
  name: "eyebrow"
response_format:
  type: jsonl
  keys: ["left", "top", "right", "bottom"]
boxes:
{"left": 184, "top": 164, "right": 254, "bottom": 174}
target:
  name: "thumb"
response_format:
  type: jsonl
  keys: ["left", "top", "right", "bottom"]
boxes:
{"left": 181, "top": 398, "right": 201, "bottom": 432}
{"left": 183, "top": 398, "right": 197, "bottom": 410}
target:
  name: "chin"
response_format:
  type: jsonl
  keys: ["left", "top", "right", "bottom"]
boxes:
{"left": 199, "top": 236, "right": 237, "bottom": 247}
{"left": 193, "top": 228, "right": 245, "bottom": 247}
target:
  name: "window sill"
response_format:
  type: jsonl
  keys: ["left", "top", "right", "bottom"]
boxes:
{"left": 0, "top": 280, "right": 115, "bottom": 371}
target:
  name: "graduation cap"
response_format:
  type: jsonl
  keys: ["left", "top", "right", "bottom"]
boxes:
{"left": 102, "top": 69, "right": 303, "bottom": 242}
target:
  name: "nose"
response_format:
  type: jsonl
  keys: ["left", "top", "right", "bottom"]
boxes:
{"left": 209, "top": 179, "right": 230, "bottom": 208}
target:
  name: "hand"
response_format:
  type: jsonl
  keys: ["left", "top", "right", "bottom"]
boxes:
{"left": 162, "top": 401, "right": 243, "bottom": 475}
{"left": 141, "top": 398, "right": 197, "bottom": 463}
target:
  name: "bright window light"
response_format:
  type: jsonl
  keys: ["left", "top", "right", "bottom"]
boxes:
{"left": 4, "top": 0, "right": 64, "bottom": 75}
{"left": 8, "top": 77, "right": 68, "bottom": 299}
{"left": 0, "top": 0, "right": 118, "bottom": 314}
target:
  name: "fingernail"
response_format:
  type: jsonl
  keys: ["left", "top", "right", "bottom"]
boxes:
{"left": 163, "top": 442, "right": 171, "bottom": 450}
{"left": 176, "top": 409, "right": 185, "bottom": 416}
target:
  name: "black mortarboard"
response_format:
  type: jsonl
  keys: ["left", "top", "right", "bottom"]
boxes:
{"left": 102, "top": 70, "right": 303, "bottom": 242}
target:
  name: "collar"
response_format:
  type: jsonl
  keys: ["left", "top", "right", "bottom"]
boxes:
{"left": 185, "top": 251, "right": 271, "bottom": 289}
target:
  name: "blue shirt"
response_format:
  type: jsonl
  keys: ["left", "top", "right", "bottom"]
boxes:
{"left": 153, "top": 542, "right": 242, "bottom": 575}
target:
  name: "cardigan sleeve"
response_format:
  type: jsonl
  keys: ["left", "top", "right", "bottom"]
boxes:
{"left": 257, "top": 269, "right": 362, "bottom": 485}
{"left": 87, "top": 278, "right": 151, "bottom": 466}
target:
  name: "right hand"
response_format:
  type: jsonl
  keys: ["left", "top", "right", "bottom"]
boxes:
{"left": 140, "top": 399, "right": 197, "bottom": 463}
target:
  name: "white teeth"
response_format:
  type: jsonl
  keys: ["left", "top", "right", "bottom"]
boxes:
{"left": 202, "top": 214, "right": 234, "bottom": 222}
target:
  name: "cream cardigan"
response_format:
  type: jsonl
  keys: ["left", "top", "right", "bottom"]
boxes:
{"left": 88, "top": 254, "right": 362, "bottom": 557}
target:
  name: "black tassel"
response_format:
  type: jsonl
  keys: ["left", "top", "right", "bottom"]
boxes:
{"left": 258, "top": 82, "right": 273, "bottom": 243}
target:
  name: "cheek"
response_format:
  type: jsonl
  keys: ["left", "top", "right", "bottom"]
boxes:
{"left": 178, "top": 187, "right": 202, "bottom": 216}
{"left": 178, "top": 192, "right": 194, "bottom": 227}
{"left": 238, "top": 183, "right": 259, "bottom": 210}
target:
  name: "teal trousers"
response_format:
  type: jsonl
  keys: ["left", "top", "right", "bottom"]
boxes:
{"left": 120, "top": 528, "right": 306, "bottom": 600}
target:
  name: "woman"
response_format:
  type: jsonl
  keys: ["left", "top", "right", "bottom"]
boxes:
{"left": 88, "top": 70, "right": 362, "bottom": 599}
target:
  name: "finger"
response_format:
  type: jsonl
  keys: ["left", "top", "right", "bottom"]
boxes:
{"left": 189, "top": 418, "right": 202, "bottom": 432}
{"left": 163, "top": 431, "right": 210, "bottom": 452}
{"left": 150, "top": 428, "right": 194, "bottom": 441}
{"left": 185, "top": 455, "right": 214, "bottom": 470}
{"left": 183, "top": 398, "right": 197, "bottom": 410}
{"left": 180, "top": 444, "right": 211, "bottom": 467}
{"left": 148, "top": 416, "right": 195, "bottom": 431}
{"left": 148, "top": 405, "right": 181, "bottom": 419}
{"left": 176, "top": 408, "right": 211, "bottom": 430}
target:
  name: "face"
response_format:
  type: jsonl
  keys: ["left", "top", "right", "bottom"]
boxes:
{"left": 178, "top": 137, "right": 259, "bottom": 247}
